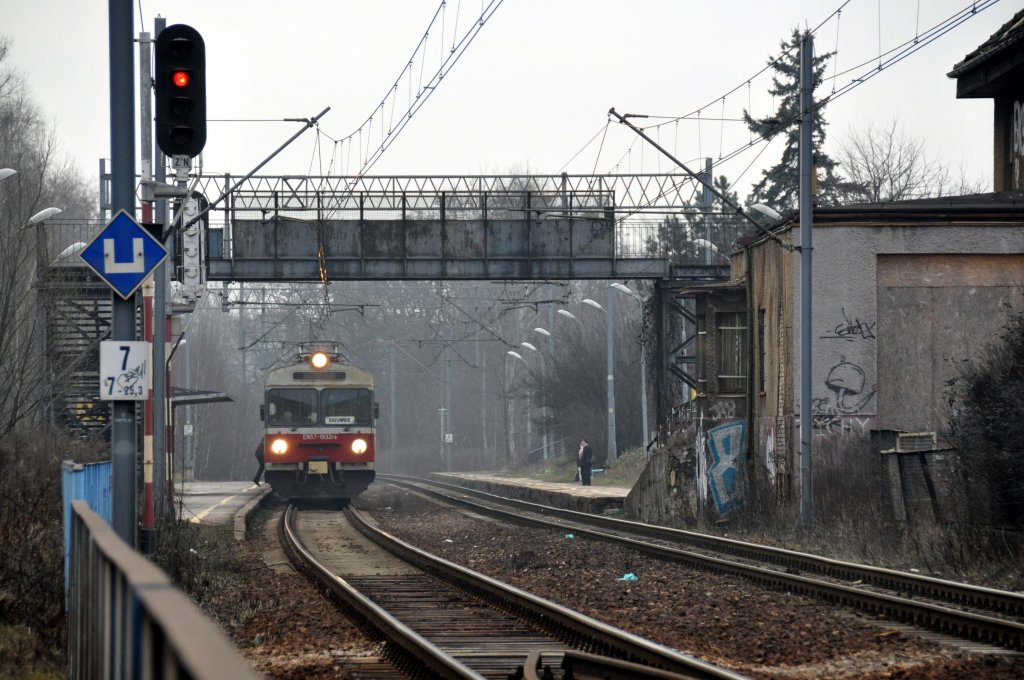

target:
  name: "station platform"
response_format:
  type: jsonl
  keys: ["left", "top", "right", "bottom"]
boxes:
{"left": 431, "top": 472, "right": 632, "bottom": 515}
{"left": 178, "top": 481, "right": 270, "bottom": 539}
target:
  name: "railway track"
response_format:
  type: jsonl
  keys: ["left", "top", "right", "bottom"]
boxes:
{"left": 378, "top": 474, "right": 1024, "bottom": 651}
{"left": 279, "top": 503, "right": 745, "bottom": 680}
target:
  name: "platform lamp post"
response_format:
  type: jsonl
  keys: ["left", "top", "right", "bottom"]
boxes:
{"left": 26, "top": 207, "right": 64, "bottom": 275}
{"left": 531, "top": 324, "right": 554, "bottom": 457}
{"left": 519, "top": 341, "right": 549, "bottom": 459}
{"left": 506, "top": 350, "right": 529, "bottom": 465}
{"left": 26, "top": 207, "right": 63, "bottom": 426}
{"left": 610, "top": 283, "right": 650, "bottom": 457}
{"left": 577, "top": 292, "right": 617, "bottom": 463}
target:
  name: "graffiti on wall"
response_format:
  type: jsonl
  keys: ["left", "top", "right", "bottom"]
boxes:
{"left": 814, "top": 357, "right": 876, "bottom": 414}
{"left": 811, "top": 356, "right": 877, "bottom": 434}
{"left": 810, "top": 411, "right": 875, "bottom": 435}
{"left": 707, "top": 420, "right": 746, "bottom": 514}
{"left": 820, "top": 308, "right": 876, "bottom": 342}
{"left": 764, "top": 427, "right": 776, "bottom": 486}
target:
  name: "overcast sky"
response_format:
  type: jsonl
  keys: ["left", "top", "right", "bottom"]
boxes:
{"left": 2, "top": 0, "right": 1016, "bottom": 201}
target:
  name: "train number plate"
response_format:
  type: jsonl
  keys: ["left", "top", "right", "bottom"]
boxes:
{"left": 308, "top": 461, "right": 329, "bottom": 475}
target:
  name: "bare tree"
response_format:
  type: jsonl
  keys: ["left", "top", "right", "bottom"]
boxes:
{"left": 0, "top": 37, "right": 94, "bottom": 435}
{"left": 836, "top": 119, "right": 988, "bottom": 203}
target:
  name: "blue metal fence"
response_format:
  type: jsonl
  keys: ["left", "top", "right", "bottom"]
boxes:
{"left": 62, "top": 460, "right": 112, "bottom": 597}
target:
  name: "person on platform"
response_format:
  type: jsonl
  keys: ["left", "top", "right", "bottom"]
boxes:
{"left": 578, "top": 438, "right": 594, "bottom": 486}
{"left": 252, "top": 440, "right": 265, "bottom": 486}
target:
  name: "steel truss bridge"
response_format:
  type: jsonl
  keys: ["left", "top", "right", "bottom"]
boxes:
{"left": 170, "top": 173, "right": 734, "bottom": 281}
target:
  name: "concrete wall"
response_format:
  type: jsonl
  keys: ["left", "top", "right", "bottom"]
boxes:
{"left": 623, "top": 445, "right": 699, "bottom": 525}
{"left": 796, "top": 222, "right": 1024, "bottom": 439}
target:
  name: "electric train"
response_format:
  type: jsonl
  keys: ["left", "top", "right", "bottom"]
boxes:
{"left": 261, "top": 344, "right": 377, "bottom": 499}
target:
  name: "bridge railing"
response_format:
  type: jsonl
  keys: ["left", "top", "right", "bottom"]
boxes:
{"left": 67, "top": 500, "right": 259, "bottom": 680}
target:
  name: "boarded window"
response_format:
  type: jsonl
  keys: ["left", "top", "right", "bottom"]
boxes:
{"left": 717, "top": 311, "right": 747, "bottom": 394}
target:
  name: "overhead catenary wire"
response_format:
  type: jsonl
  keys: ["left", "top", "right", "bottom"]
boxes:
{"left": 596, "top": 0, "right": 1000, "bottom": 193}
{"left": 319, "top": 0, "right": 505, "bottom": 178}
{"left": 559, "top": 0, "right": 996, "bottom": 187}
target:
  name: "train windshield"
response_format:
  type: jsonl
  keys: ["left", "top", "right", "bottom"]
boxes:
{"left": 322, "top": 388, "right": 373, "bottom": 426}
{"left": 266, "top": 389, "right": 317, "bottom": 426}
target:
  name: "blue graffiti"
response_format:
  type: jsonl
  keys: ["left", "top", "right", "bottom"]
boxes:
{"left": 707, "top": 421, "right": 746, "bottom": 514}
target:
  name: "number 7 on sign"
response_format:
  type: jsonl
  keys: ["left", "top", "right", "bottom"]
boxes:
{"left": 99, "top": 340, "right": 150, "bottom": 401}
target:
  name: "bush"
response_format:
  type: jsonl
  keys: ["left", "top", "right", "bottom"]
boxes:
{"left": 947, "top": 300, "right": 1024, "bottom": 528}
{"left": 0, "top": 428, "right": 106, "bottom": 676}
{"left": 150, "top": 513, "right": 257, "bottom": 628}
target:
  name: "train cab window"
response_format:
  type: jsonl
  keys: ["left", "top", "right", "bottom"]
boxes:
{"left": 322, "top": 388, "right": 373, "bottom": 426}
{"left": 267, "top": 388, "right": 317, "bottom": 426}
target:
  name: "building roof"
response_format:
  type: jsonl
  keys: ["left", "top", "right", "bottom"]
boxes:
{"left": 948, "top": 8, "right": 1024, "bottom": 97}
{"left": 824, "top": 191, "right": 1024, "bottom": 211}
{"left": 813, "top": 192, "right": 1024, "bottom": 225}
{"left": 737, "top": 193, "right": 1024, "bottom": 246}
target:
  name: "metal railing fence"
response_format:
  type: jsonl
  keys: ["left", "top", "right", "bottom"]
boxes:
{"left": 67, "top": 500, "right": 259, "bottom": 680}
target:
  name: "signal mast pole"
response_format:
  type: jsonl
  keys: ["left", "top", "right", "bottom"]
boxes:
{"left": 109, "top": 0, "right": 138, "bottom": 547}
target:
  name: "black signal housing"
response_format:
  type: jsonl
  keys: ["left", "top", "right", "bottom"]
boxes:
{"left": 155, "top": 24, "right": 206, "bottom": 158}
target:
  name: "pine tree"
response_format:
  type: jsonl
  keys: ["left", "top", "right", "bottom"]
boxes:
{"left": 744, "top": 29, "right": 849, "bottom": 212}
{"left": 646, "top": 175, "right": 744, "bottom": 264}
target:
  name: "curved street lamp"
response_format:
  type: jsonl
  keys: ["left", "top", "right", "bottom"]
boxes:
{"left": 29, "top": 207, "right": 63, "bottom": 225}
{"left": 751, "top": 203, "right": 782, "bottom": 221}
{"left": 0, "top": 168, "right": 17, "bottom": 182}
{"left": 557, "top": 309, "right": 581, "bottom": 323}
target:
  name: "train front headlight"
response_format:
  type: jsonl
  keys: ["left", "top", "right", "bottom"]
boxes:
{"left": 270, "top": 438, "right": 288, "bottom": 455}
{"left": 310, "top": 352, "right": 329, "bottom": 369}
{"left": 351, "top": 438, "right": 368, "bottom": 455}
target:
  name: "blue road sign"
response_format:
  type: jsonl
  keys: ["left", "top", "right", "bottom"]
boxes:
{"left": 79, "top": 210, "right": 168, "bottom": 299}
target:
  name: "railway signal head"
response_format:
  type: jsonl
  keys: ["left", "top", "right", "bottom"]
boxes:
{"left": 155, "top": 24, "right": 206, "bottom": 158}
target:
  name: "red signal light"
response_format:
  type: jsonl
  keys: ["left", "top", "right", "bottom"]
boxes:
{"left": 172, "top": 70, "right": 189, "bottom": 88}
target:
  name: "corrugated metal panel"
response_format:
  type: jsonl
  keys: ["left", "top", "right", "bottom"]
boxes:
{"left": 62, "top": 460, "right": 111, "bottom": 597}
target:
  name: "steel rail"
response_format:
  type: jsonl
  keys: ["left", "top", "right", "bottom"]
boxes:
{"left": 280, "top": 505, "right": 484, "bottom": 679}
{"left": 343, "top": 504, "right": 745, "bottom": 680}
{"left": 380, "top": 474, "right": 1024, "bottom": 650}
{"left": 386, "top": 474, "right": 1024, "bottom": 615}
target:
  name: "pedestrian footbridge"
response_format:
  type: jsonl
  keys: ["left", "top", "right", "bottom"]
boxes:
{"left": 184, "top": 174, "right": 721, "bottom": 281}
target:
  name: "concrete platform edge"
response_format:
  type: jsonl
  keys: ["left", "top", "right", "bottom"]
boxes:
{"left": 234, "top": 487, "right": 272, "bottom": 541}
{"left": 431, "top": 473, "right": 626, "bottom": 515}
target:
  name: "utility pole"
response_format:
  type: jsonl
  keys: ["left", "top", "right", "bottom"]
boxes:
{"left": 798, "top": 32, "right": 815, "bottom": 526}
{"left": 545, "top": 284, "right": 555, "bottom": 459}
{"left": 444, "top": 333, "right": 452, "bottom": 470}
{"left": 152, "top": 16, "right": 169, "bottom": 520}
{"left": 606, "top": 285, "right": 617, "bottom": 463}
{"left": 389, "top": 343, "right": 396, "bottom": 452}
{"left": 109, "top": 0, "right": 137, "bottom": 547}
{"left": 138, "top": 28, "right": 156, "bottom": 554}
{"left": 184, "top": 335, "right": 193, "bottom": 481}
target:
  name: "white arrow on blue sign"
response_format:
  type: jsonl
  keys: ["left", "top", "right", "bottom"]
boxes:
{"left": 79, "top": 210, "right": 168, "bottom": 299}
